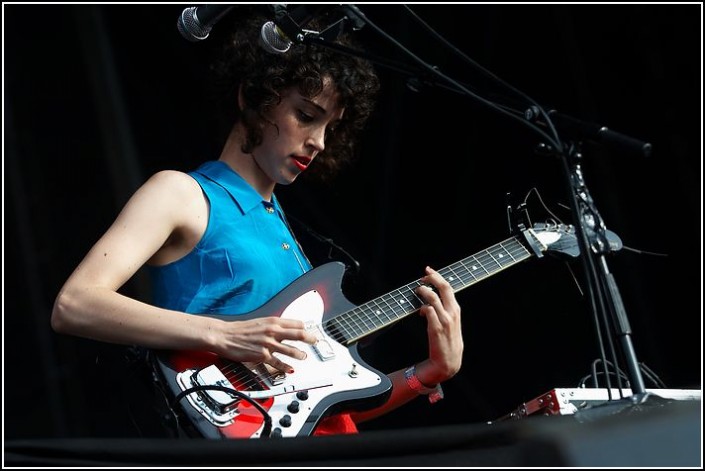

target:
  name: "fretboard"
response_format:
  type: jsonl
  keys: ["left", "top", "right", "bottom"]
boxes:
{"left": 324, "top": 235, "right": 533, "bottom": 345}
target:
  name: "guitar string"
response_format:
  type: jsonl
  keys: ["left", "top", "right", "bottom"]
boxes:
{"left": 326, "top": 238, "right": 530, "bottom": 344}
{"left": 325, "top": 244, "right": 528, "bottom": 344}
{"left": 203, "top": 237, "right": 534, "bottom": 396}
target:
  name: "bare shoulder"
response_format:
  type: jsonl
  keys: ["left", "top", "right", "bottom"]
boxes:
{"left": 117, "top": 169, "right": 205, "bottom": 227}
{"left": 144, "top": 169, "right": 200, "bottom": 196}
{"left": 130, "top": 170, "right": 208, "bottom": 264}
{"left": 134, "top": 170, "right": 201, "bottom": 207}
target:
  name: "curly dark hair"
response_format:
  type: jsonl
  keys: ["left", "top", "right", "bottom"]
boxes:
{"left": 210, "top": 8, "right": 380, "bottom": 181}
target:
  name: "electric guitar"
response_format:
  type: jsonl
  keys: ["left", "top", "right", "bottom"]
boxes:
{"left": 151, "top": 222, "right": 578, "bottom": 439}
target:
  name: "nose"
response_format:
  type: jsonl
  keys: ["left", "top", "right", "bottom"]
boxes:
{"left": 305, "top": 125, "right": 326, "bottom": 153}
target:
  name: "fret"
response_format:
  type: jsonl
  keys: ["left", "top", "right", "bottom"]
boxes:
{"left": 441, "top": 265, "right": 463, "bottom": 291}
{"left": 500, "top": 240, "right": 520, "bottom": 262}
{"left": 378, "top": 293, "right": 405, "bottom": 318}
{"left": 324, "top": 316, "right": 351, "bottom": 344}
{"left": 347, "top": 307, "right": 372, "bottom": 335}
{"left": 358, "top": 303, "right": 382, "bottom": 330}
{"left": 369, "top": 298, "right": 394, "bottom": 324}
{"left": 363, "top": 304, "right": 384, "bottom": 332}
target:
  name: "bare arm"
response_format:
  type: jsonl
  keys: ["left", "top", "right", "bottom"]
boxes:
{"left": 51, "top": 170, "right": 315, "bottom": 372}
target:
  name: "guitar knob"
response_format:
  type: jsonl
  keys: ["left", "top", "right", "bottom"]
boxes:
{"left": 270, "top": 428, "right": 282, "bottom": 438}
{"left": 279, "top": 415, "right": 292, "bottom": 427}
{"left": 296, "top": 390, "right": 309, "bottom": 401}
{"left": 287, "top": 400, "right": 300, "bottom": 413}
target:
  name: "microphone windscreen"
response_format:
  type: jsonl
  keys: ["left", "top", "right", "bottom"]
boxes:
{"left": 259, "top": 21, "right": 292, "bottom": 54}
{"left": 178, "top": 7, "right": 210, "bottom": 42}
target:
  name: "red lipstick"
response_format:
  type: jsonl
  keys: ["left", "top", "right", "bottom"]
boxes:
{"left": 291, "top": 155, "right": 312, "bottom": 171}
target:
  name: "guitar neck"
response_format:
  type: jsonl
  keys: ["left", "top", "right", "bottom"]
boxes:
{"left": 325, "top": 234, "right": 534, "bottom": 345}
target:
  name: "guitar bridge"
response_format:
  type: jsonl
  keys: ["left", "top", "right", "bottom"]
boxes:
{"left": 195, "top": 364, "right": 240, "bottom": 411}
{"left": 176, "top": 363, "right": 268, "bottom": 427}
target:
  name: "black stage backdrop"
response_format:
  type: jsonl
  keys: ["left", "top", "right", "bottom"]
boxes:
{"left": 3, "top": 2, "right": 702, "bottom": 459}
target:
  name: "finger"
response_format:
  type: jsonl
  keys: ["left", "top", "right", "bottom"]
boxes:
{"left": 415, "top": 282, "right": 441, "bottom": 308}
{"left": 275, "top": 341, "right": 309, "bottom": 361}
{"left": 422, "top": 267, "right": 462, "bottom": 314}
{"left": 418, "top": 302, "right": 440, "bottom": 324}
{"left": 271, "top": 319, "right": 317, "bottom": 344}
{"left": 273, "top": 317, "right": 307, "bottom": 329}
{"left": 416, "top": 285, "right": 444, "bottom": 326}
{"left": 276, "top": 327, "right": 317, "bottom": 345}
{"left": 417, "top": 284, "right": 459, "bottom": 332}
{"left": 423, "top": 288, "right": 447, "bottom": 323}
{"left": 265, "top": 352, "right": 295, "bottom": 374}
{"left": 424, "top": 267, "right": 453, "bottom": 297}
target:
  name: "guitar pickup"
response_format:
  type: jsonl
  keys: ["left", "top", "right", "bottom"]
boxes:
{"left": 305, "top": 321, "right": 336, "bottom": 361}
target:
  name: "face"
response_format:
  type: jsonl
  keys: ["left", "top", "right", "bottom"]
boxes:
{"left": 251, "top": 79, "right": 345, "bottom": 187}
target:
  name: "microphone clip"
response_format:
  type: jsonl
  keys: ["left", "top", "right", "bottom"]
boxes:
{"left": 274, "top": 5, "right": 365, "bottom": 45}
{"left": 272, "top": 5, "right": 321, "bottom": 44}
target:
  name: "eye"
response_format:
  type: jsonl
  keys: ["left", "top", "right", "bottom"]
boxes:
{"left": 297, "top": 110, "right": 314, "bottom": 122}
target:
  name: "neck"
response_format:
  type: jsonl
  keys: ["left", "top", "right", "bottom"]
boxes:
{"left": 219, "top": 126, "right": 275, "bottom": 201}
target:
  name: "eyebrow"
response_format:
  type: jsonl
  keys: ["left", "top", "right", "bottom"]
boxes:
{"left": 302, "top": 97, "right": 326, "bottom": 114}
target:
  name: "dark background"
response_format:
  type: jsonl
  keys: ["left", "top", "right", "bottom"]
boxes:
{"left": 4, "top": 4, "right": 701, "bottom": 441}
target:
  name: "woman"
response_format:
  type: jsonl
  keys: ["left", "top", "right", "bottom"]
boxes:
{"left": 51, "top": 8, "right": 463, "bottom": 437}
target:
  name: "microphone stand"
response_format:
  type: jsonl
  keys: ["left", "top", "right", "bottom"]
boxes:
{"left": 296, "top": 6, "right": 656, "bottom": 406}
{"left": 553, "top": 139, "right": 648, "bottom": 401}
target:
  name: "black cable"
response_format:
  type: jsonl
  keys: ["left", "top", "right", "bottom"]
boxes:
{"left": 586, "top": 358, "right": 630, "bottom": 389}
{"left": 285, "top": 212, "right": 361, "bottom": 275}
{"left": 579, "top": 370, "right": 631, "bottom": 389}
{"left": 639, "top": 362, "right": 668, "bottom": 389}
{"left": 400, "top": 5, "right": 562, "bottom": 148}
{"left": 344, "top": 5, "right": 562, "bottom": 152}
{"left": 522, "top": 187, "right": 565, "bottom": 225}
{"left": 371, "top": 9, "right": 625, "bottom": 395}
{"left": 579, "top": 360, "right": 668, "bottom": 390}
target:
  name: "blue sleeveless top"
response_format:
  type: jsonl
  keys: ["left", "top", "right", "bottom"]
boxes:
{"left": 148, "top": 161, "right": 312, "bottom": 315}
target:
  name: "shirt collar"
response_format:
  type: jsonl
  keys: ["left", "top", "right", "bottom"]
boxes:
{"left": 195, "top": 160, "right": 269, "bottom": 215}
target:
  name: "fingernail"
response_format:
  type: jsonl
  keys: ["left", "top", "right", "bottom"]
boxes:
{"left": 288, "top": 368, "right": 295, "bottom": 374}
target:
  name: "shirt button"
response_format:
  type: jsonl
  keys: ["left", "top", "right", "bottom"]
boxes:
{"left": 265, "top": 206, "right": 275, "bottom": 214}
{"left": 282, "top": 243, "right": 290, "bottom": 250}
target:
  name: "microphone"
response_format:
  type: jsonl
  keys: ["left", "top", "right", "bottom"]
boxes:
{"left": 259, "top": 20, "right": 293, "bottom": 54}
{"left": 177, "top": 5, "right": 235, "bottom": 42}
{"left": 259, "top": 5, "right": 334, "bottom": 55}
